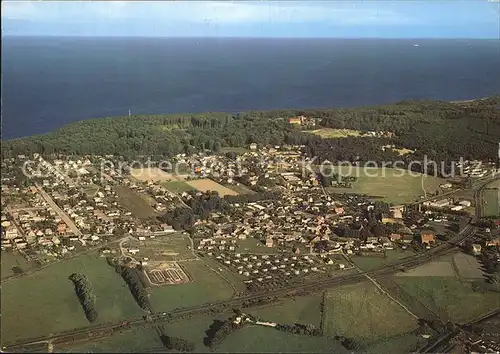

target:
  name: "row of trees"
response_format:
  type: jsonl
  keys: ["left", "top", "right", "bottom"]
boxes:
{"left": 68, "top": 273, "right": 98, "bottom": 323}
{"left": 275, "top": 323, "right": 322, "bottom": 336}
{"left": 117, "top": 266, "right": 151, "bottom": 312}
{"left": 204, "top": 317, "right": 246, "bottom": 349}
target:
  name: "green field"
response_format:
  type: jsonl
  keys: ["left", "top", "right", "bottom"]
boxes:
{"left": 149, "top": 260, "right": 235, "bottom": 312}
{"left": 364, "top": 331, "right": 427, "bottom": 353}
{"left": 162, "top": 180, "right": 195, "bottom": 194}
{"left": 114, "top": 185, "right": 158, "bottom": 219}
{"left": 307, "top": 128, "right": 363, "bottom": 139}
{"left": 253, "top": 294, "right": 323, "bottom": 326}
{"left": 323, "top": 282, "right": 419, "bottom": 347}
{"left": 125, "top": 233, "right": 194, "bottom": 262}
{"left": 351, "top": 249, "right": 417, "bottom": 272}
{"left": 482, "top": 183, "right": 499, "bottom": 217}
{"left": 327, "top": 167, "right": 446, "bottom": 204}
{"left": 1, "top": 253, "right": 143, "bottom": 343}
{"left": 61, "top": 327, "right": 163, "bottom": 353}
{"left": 225, "top": 183, "right": 255, "bottom": 195}
{"left": 198, "top": 256, "right": 248, "bottom": 293}
{"left": 218, "top": 326, "right": 346, "bottom": 353}
{"left": 1, "top": 251, "right": 35, "bottom": 279}
{"left": 393, "top": 276, "right": 500, "bottom": 323}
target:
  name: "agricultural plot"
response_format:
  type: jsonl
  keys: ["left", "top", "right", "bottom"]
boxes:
{"left": 396, "top": 261, "right": 456, "bottom": 277}
{"left": 113, "top": 185, "right": 157, "bottom": 219}
{"left": 218, "top": 326, "right": 345, "bottom": 353}
{"left": 149, "top": 260, "right": 234, "bottom": 312}
{"left": 162, "top": 180, "right": 195, "bottom": 194}
{"left": 306, "top": 128, "right": 363, "bottom": 139}
{"left": 328, "top": 167, "right": 446, "bottom": 205}
{"left": 1, "top": 253, "right": 143, "bottom": 343}
{"left": 393, "top": 276, "right": 500, "bottom": 323}
{"left": 186, "top": 178, "right": 239, "bottom": 197}
{"left": 130, "top": 167, "right": 185, "bottom": 182}
{"left": 322, "top": 282, "right": 419, "bottom": 346}
{"left": 144, "top": 262, "right": 190, "bottom": 286}
{"left": 351, "top": 248, "right": 416, "bottom": 271}
{"left": 125, "top": 233, "right": 194, "bottom": 262}
{"left": 225, "top": 183, "right": 255, "bottom": 195}
{"left": 452, "top": 253, "right": 485, "bottom": 280}
{"left": 1, "top": 251, "right": 34, "bottom": 279}
{"left": 61, "top": 327, "right": 163, "bottom": 353}
{"left": 482, "top": 187, "right": 499, "bottom": 217}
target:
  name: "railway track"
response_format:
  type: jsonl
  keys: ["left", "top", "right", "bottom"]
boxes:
{"left": 4, "top": 224, "right": 477, "bottom": 352}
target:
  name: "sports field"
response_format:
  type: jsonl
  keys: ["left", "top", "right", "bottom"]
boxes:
{"left": 186, "top": 178, "right": 239, "bottom": 197}
{"left": 322, "top": 282, "right": 419, "bottom": 346}
{"left": 149, "top": 260, "right": 235, "bottom": 311}
{"left": 1, "top": 253, "right": 143, "bottom": 343}
{"left": 351, "top": 248, "right": 416, "bottom": 272}
{"left": 306, "top": 128, "right": 363, "bottom": 139}
{"left": 328, "top": 166, "right": 446, "bottom": 204}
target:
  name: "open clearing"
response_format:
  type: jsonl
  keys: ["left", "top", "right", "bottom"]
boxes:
{"left": 130, "top": 167, "right": 185, "bottom": 182}
{"left": 396, "top": 261, "right": 456, "bottom": 277}
{"left": 149, "top": 260, "right": 234, "bottom": 311}
{"left": 1, "top": 251, "right": 35, "bottom": 279}
{"left": 123, "top": 233, "right": 194, "bottom": 262}
{"left": 1, "top": 253, "right": 143, "bottom": 343}
{"left": 114, "top": 185, "right": 158, "bottom": 219}
{"left": 351, "top": 248, "right": 416, "bottom": 271}
{"left": 307, "top": 128, "right": 363, "bottom": 139}
{"left": 186, "top": 178, "right": 239, "bottom": 197}
{"left": 162, "top": 180, "right": 195, "bottom": 194}
{"left": 393, "top": 276, "right": 500, "bottom": 323}
{"left": 328, "top": 167, "right": 446, "bottom": 204}
{"left": 322, "top": 282, "right": 419, "bottom": 346}
{"left": 453, "top": 253, "right": 485, "bottom": 280}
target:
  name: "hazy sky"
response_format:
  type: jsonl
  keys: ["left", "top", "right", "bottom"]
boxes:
{"left": 2, "top": 1, "right": 500, "bottom": 38}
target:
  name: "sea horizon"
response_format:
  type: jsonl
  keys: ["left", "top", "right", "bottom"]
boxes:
{"left": 3, "top": 37, "right": 500, "bottom": 139}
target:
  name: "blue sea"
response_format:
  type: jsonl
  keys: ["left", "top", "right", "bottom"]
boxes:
{"left": 2, "top": 37, "right": 500, "bottom": 139}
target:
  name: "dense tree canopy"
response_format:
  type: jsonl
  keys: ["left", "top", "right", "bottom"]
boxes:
{"left": 3, "top": 97, "right": 499, "bottom": 165}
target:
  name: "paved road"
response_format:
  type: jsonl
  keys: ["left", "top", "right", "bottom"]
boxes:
{"left": 34, "top": 183, "right": 83, "bottom": 237}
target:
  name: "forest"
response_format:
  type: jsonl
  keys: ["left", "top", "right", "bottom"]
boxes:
{"left": 2, "top": 97, "right": 499, "bottom": 167}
